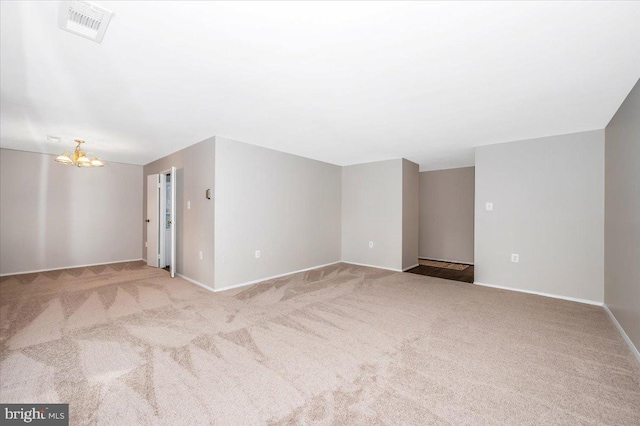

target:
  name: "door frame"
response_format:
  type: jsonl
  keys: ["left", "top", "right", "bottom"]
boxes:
{"left": 170, "top": 166, "right": 176, "bottom": 278}
{"left": 159, "top": 172, "right": 168, "bottom": 269}
{"left": 148, "top": 168, "right": 176, "bottom": 278}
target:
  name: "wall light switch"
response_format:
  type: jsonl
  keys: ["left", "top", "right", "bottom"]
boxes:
{"left": 187, "top": 201, "right": 191, "bottom": 210}
{"left": 511, "top": 254, "right": 519, "bottom": 263}
{"left": 255, "top": 250, "right": 261, "bottom": 259}
{"left": 485, "top": 202, "right": 493, "bottom": 211}
{"left": 145, "top": 242, "right": 148, "bottom": 248}
{"left": 199, "top": 251, "right": 203, "bottom": 260}
{"left": 369, "top": 241, "right": 374, "bottom": 248}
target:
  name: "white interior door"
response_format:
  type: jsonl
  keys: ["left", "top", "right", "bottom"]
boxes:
{"left": 146, "top": 174, "right": 160, "bottom": 267}
{"left": 170, "top": 166, "right": 176, "bottom": 278}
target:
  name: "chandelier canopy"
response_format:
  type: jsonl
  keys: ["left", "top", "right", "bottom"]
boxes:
{"left": 55, "top": 139, "right": 104, "bottom": 167}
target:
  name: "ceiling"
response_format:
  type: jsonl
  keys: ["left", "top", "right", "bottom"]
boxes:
{"left": 1, "top": 1, "right": 639, "bottom": 170}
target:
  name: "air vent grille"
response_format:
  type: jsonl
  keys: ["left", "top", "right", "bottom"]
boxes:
{"left": 68, "top": 8, "right": 102, "bottom": 31}
{"left": 58, "top": 1, "right": 113, "bottom": 43}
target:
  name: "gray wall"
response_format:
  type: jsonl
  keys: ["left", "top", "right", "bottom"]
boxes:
{"left": 402, "top": 159, "right": 420, "bottom": 270}
{"left": 475, "top": 130, "right": 605, "bottom": 303}
{"left": 143, "top": 138, "right": 215, "bottom": 288}
{"left": 342, "top": 159, "right": 403, "bottom": 271}
{"left": 419, "top": 167, "right": 475, "bottom": 264}
{"left": 605, "top": 78, "right": 640, "bottom": 351}
{"left": 0, "top": 149, "right": 142, "bottom": 275}
{"left": 214, "top": 136, "right": 341, "bottom": 289}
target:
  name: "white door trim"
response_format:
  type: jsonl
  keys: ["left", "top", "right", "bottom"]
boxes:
{"left": 170, "top": 166, "right": 176, "bottom": 278}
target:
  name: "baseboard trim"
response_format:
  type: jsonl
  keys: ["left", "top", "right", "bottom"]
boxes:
{"left": 176, "top": 273, "right": 215, "bottom": 293}
{"left": 473, "top": 281, "right": 603, "bottom": 306}
{"left": 603, "top": 304, "right": 640, "bottom": 364}
{"left": 341, "top": 261, "right": 403, "bottom": 273}
{"left": 419, "top": 257, "right": 474, "bottom": 266}
{"left": 402, "top": 264, "right": 419, "bottom": 271}
{"left": 0, "top": 258, "right": 145, "bottom": 277}
{"left": 213, "top": 260, "right": 343, "bottom": 293}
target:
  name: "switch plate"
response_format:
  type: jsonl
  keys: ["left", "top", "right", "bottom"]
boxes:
{"left": 255, "top": 250, "right": 261, "bottom": 259}
{"left": 145, "top": 242, "right": 148, "bottom": 248}
{"left": 369, "top": 241, "right": 374, "bottom": 248}
{"left": 485, "top": 202, "right": 493, "bottom": 211}
{"left": 187, "top": 201, "right": 191, "bottom": 210}
{"left": 511, "top": 253, "right": 519, "bottom": 263}
{"left": 199, "top": 251, "right": 203, "bottom": 260}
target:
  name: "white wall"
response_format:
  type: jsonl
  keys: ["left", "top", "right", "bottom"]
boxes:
{"left": 0, "top": 149, "right": 142, "bottom": 275}
{"left": 214, "top": 137, "right": 341, "bottom": 289}
{"left": 143, "top": 138, "right": 215, "bottom": 288}
{"left": 342, "top": 159, "right": 403, "bottom": 271}
{"left": 475, "top": 130, "right": 605, "bottom": 303}
{"left": 419, "top": 167, "right": 475, "bottom": 264}
{"left": 402, "top": 159, "right": 420, "bottom": 270}
{"left": 605, "top": 78, "right": 640, "bottom": 352}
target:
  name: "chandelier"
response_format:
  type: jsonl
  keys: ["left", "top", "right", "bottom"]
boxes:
{"left": 55, "top": 139, "right": 104, "bottom": 167}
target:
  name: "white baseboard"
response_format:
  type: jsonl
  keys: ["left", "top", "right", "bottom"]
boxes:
{"left": 213, "top": 260, "right": 343, "bottom": 293}
{"left": 419, "top": 256, "right": 474, "bottom": 266}
{"left": 341, "top": 261, "right": 403, "bottom": 273}
{"left": 473, "top": 281, "right": 603, "bottom": 306}
{"left": 403, "top": 264, "right": 419, "bottom": 271}
{"left": 176, "top": 273, "right": 215, "bottom": 293}
{"left": 603, "top": 304, "right": 640, "bottom": 364}
{"left": 0, "top": 258, "right": 145, "bottom": 277}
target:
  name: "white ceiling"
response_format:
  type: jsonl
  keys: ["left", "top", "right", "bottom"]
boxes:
{"left": 1, "top": 1, "right": 639, "bottom": 170}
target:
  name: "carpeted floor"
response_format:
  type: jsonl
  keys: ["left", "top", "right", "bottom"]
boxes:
{"left": 1, "top": 262, "right": 639, "bottom": 425}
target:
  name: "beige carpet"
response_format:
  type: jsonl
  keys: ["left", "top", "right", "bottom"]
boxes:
{"left": 1, "top": 262, "right": 639, "bottom": 425}
{"left": 418, "top": 259, "right": 469, "bottom": 270}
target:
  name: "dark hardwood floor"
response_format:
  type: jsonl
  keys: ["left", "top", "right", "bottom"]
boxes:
{"left": 406, "top": 262, "right": 474, "bottom": 283}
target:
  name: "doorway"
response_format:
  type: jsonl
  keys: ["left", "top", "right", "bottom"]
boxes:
{"left": 146, "top": 167, "right": 176, "bottom": 277}
{"left": 161, "top": 172, "right": 172, "bottom": 270}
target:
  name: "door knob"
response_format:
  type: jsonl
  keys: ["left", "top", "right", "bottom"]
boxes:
{"left": 145, "top": 219, "right": 150, "bottom": 223}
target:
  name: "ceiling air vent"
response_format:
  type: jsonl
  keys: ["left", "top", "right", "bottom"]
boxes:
{"left": 58, "top": 1, "right": 113, "bottom": 43}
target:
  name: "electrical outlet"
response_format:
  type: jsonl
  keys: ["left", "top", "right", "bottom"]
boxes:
{"left": 255, "top": 250, "right": 261, "bottom": 259}
{"left": 485, "top": 202, "right": 493, "bottom": 211}
{"left": 369, "top": 241, "right": 374, "bottom": 248}
{"left": 199, "top": 251, "right": 203, "bottom": 260}
{"left": 511, "top": 253, "right": 519, "bottom": 263}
